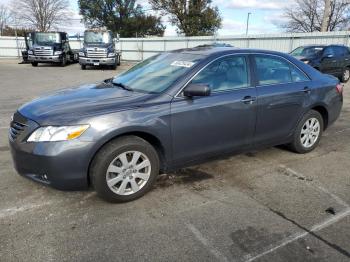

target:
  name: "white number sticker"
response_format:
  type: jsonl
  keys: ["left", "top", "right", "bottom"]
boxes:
{"left": 171, "top": 61, "right": 195, "bottom": 68}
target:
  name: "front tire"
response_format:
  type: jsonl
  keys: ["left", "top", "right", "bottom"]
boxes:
{"left": 90, "top": 136, "right": 160, "bottom": 202}
{"left": 60, "top": 55, "right": 67, "bottom": 67}
{"left": 111, "top": 61, "right": 117, "bottom": 70}
{"left": 116, "top": 55, "right": 121, "bottom": 66}
{"left": 31, "top": 62, "right": 38, "bottom": 67}
{"left": 81, "top": 64, "right": 86, "bottom": 70}
{"left": 289, "top": 110, "right": 324, "bottom": 154}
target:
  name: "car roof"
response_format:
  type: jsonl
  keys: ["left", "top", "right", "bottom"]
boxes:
{"left": 168, "top": 45, "right": 237, "bottom": 56}
{"left": 168, "top": 45, "right": 290, "bottom": 57}
{"left": 299, "top": 44, "right": 348, "bottom": 48}
{"left": 298, "top": 45, "right": 326, "bottom": 48}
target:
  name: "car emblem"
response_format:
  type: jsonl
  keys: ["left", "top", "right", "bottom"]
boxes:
{"left": 41, "top": 47, "right": 44, "bottom": 50}
{"left": 94, "top": 48, "right": 97, "bottom": 51}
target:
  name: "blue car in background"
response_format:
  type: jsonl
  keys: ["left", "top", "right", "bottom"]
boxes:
{"left": 290, "top": 44, "right": 350, "bottom": 83}
{"left": 9, "top": 46, "right": 343, "bottom": 202}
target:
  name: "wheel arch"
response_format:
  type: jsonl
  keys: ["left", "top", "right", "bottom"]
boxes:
{"left": 311, "top": 104, "right": 329, "bottom": 130}
{"left": 86, "top": 130, "right": 168, "bottom": 186}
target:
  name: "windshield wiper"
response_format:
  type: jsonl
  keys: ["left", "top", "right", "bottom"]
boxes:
{"left": 112, "top": 82, "right": 133, "bottom": 91}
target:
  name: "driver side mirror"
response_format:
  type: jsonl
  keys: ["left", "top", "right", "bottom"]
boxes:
{"left": 183, "top": 83, "right": 211, "bottom": 97}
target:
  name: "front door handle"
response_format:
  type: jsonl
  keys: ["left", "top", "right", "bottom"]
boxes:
{"left": 241, "top": 96, "right": 256, "bottom": 104}
{"left": 301, "top": 86, "right": 311, "bottom": 94}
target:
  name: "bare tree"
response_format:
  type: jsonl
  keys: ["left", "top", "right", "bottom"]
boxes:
{"left": 0, "top": 4, "right": 12, "bottom": 36}
{"left": 11, "top": 0, "right": 70, "bottom": 32}
{"left": 281, "top": 0, "right": 350, "bottom": 32}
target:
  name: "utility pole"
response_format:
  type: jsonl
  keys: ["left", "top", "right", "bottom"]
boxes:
{"left": 321, "top": 0, "right": 331, "bottom": 32}
{"left": 14, "top": 16, "right": 20, "bottom": 58}
{"left": 246, "top": 12, "right": 251, "bottom": 35}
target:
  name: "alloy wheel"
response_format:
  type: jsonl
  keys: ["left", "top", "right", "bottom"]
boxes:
{"left": 300, "top": 117, "right": 320, "bottom": 148}
{"left": 106, "top": 151, "right": 151, "bottom": 195}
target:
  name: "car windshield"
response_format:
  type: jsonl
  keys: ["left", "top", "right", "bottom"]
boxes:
{"left": 34, "top": 33, "right": 61, "bottom": 45}
{"left": 84, "top": 31, "right": 112, "bottom": 44}
{"left": 291, "top": 46, "right": 324, "bottom": 57}
{"left": 112, "top": 53, "right": 204, "bottom": 93}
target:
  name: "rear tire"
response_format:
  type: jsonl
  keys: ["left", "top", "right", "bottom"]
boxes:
{"left": 90, "top": 136, "right": 160, "bottom": 202}
{"left": 289, "top": 110, "right": 324, "bottom": 154}
{"left": 341, "top": 67, "right": 350, "bottom": 83}
{"left": 31, "top": 62, "right": 38, "bottom": 67}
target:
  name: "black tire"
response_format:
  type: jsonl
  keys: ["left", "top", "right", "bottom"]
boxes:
{"left": 111, "top": 62, "right": 117, "bottom": 70}
{"left": 31, "top": 62, "right": 38, "bottom": 67}
{"left": 60, "top": 55, "right": 67, "bottom": 67}
{"left": 116, "top": 55, "right": 121, "bottom": 66}
{"left": 289, "top": 110, "right": 324, "bottom": 154}
{"left": 341, "top": 67, "right": 350, "bottom": 83}
{"left": 90, "top": 136, "right": 160, "bottom": 202}
{"left": 81, "top": 64, "right": 86, "bottom": 70}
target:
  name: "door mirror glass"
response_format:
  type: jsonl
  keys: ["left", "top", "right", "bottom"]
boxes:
{"left": 183, "top": 83, "right": 211, "bottom": 97}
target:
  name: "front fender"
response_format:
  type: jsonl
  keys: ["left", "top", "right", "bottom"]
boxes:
{"left": 83, "top": 103, "right": 172, "bottom": 168}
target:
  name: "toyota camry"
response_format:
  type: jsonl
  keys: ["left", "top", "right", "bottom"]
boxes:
{"left": 9, "top": 46, "right": 343, "bottom": 202}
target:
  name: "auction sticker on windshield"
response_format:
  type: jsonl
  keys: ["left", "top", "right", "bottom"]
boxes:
{"left": 171, "top": 61, "right": 195, "bottom": 68}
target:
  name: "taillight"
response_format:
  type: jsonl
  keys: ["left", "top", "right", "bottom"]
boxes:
{"left": 336, "top": 84, "right": 343, "bottom": 94}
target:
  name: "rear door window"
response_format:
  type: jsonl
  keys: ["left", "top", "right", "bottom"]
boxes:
{"left": 290, "top": 65, "right": 309, "bottom": 82}
{"left": 333, "top": 46, "right": 345, "bottom": 56}
{"left": 254, "top": 55, "right": 292, "bottom": 85}
{"left": 341, "top": 46, "right": 350, "bottom": 56}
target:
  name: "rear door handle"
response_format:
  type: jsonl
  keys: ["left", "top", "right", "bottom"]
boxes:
{"left": 241, "top": 96, "right": 256, "bottom": 104}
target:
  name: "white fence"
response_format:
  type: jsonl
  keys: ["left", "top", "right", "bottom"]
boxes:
{"left": 1, "top": 31, "right": 350, "bottom": 61}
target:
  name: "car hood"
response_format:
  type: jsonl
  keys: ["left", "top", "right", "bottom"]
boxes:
{"left": 18, "top": 81, "right": 154, "bottom": 125}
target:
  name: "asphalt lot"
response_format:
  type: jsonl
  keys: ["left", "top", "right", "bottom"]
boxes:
{"left": 0, "top": 59, "right": 349, "bottom": 262}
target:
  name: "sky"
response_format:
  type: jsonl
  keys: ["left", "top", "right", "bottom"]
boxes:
{"left": 0, "top": 0, "right": 289, "bottom": 36}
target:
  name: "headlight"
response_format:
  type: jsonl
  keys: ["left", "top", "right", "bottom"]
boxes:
{"left": 79, "top": 52, "right": 85, "bottom": 57}
{"left": 108, "top": 52, "right": 115, "bottom": 57}
{"left": 28, "top": 50, "right": 33, "bottom": 55}
{"left": 303, "top": 60, "right": 309, "bottom": 64}
{"left": 27, "top": 125, "right": 89, "bottom": 142}
{"left": 54, "top": 51, "right": 63, "bottom": 55}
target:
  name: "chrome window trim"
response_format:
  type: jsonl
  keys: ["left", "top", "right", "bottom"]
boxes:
{"left": 174, "top": 52, "right": 311, "bottom": 98}
{"left": 255, "top": 79, "right": 310, "bottom": 88}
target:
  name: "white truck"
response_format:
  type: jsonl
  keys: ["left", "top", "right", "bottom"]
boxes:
{"left": 78, "top": 30, "right": 121, "bottom": 70}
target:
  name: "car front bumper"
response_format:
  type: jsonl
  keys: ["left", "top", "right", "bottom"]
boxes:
{"left": 8, "top": 112, "right": 93, "bottom": 190}
{"left": 79, "top": 57, "right": 116, "bottom": 66}
{"left": 28, "top": 55, "right": 61, "bottom": 63}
